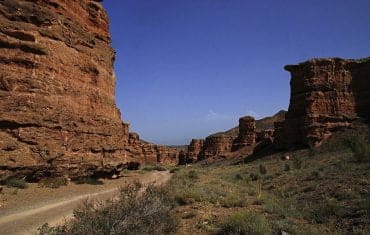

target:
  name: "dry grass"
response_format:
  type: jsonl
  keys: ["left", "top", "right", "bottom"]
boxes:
{"left": 168, "top": 127, "right": 370, "bottom": 234}
{"left": 38, "top": 182, "right": 177, "bottom": 235}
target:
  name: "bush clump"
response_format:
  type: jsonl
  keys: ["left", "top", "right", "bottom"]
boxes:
{"left": 38, "top": 182, "right": 177, "bottom": 235}
{"left": 250, "top": 173, "right": 260, "bottom": 181}
{"left": 219, "top": 211, "right": 271, "bottom": 235}
{"left": 75, "top": 176, "right": 104, "bottom": 185}
{"left": 38, "top": 178, "right": 68, "bottom": 189}
{"left": 6, "top": 178, "right": 28, "bottom": 189}
{"left": 284, "top": 163, "right": 290, "bottom": 172}
{"left": 292, "top": 157, "right": 302, "bottom": 169}
{"left": 259, "top": 164, "right": 267, "bottom": 175}
{"left": 346, "top": 134, "right": 370, "bottom": 162}
{"left": 141, "top": 164, "right": 167, "bottom": 171}
{"left": 187, "top": 170, "right": 199, "bottom": 180}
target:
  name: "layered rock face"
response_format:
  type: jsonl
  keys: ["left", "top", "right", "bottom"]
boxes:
{"left": 198, "top": 135, "right": 235, "bottom": 160}
{"left": 274, "top": 58, "right": 370, "bottom": 148}
{"left": 232, "top": 116, "right": 256, "bottom": 151}
{"left": 127, "top": 132, "right": 180, "bottom": 165}
{"left": 0, "top": 0, "right": 133, "bottom": 181}
{"left": 187, "top": 139, "right": 204, "bottom": 163}
{"left": 186, "top": 117, "right": 259, "bottom": 162}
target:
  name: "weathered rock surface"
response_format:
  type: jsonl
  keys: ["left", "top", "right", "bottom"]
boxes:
{"left": 0, "top": 0, "right": 133, "bottom": 181}
{"left": 274, "top": 58, "right": 370, "bottom": 148}
{"left": 0, "top": 0, "right": 179, "bottom": 181}
{"left": 232, "top": 116, "right": 256, "bottom": 151}
{"left": 187, "top": 139, "right": 204, "bottom": 163}
{"left": 185, "top": 115, "right": 263, "bottom": 162}
{"left": 126, "top": 132, "right": 180, "bottom": 165}
{"left": 198, "top": 135, "right": 235, "bottom": 160}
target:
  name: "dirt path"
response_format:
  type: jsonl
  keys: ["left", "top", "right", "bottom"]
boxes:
{"left": 0, "top": 171, "right": 171, "bottom": 235}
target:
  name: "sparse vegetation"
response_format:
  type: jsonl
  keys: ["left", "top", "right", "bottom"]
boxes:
{"left": 219, "top": 211, "right": 271, "bottom": 235}
{"left": 6, "top": 178, "right": 28, "bottom": 189}
{"left": 35, "top": 128, "right": 370, "bottom": 235}
{"left": 187, "top": 170, "right": 199, "bottom": 179}
{"left": 75, "top": 176, "right": 104, "bottom": 185}
{"left": 38, "top": 177, "right": 68, "bottom": 189}
{"left": 38, "top": 182, "right": 177, "bottom": 235}
{"left": 259, "top": 164, "right": 267, "bottom": 175}
{"left": 166, "top": 128, "right": 370, "bottom": 234}
{"left": 284, "top": 163, "right": 290, "bottom": 171}
{"left": 346, "top": 133, "right": 370, "bottom": 162}
{"left": 169, "top": 166, "right": 181, "bottom": 173}
{"left": 249, "top": 173, "right": 260, "bottom": 181}
{"left": 141, "top": 164, "right": 167, "bottom": 171}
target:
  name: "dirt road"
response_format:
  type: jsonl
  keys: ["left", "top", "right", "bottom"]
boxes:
{"left": 0, "top": 171, "right": 171, "bottom": 235}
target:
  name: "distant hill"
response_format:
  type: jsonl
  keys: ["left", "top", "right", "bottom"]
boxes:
{"left": 211, "top": 110, "right": 287, "bottom": 137}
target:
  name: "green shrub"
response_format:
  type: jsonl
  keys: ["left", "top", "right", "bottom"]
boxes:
{"left": 292, "top": 158, "right": 302, "bottom": 169}
{"left": 311, "top": 198, "right": 341, "bottom": 224}
{"left": 306, "top": 170, "right": 322, "bottom": 181}
{"left": 250, "top": 173, "right": 260, "bottom": 181}
{"left": 141, "top": 164, "right": 167, "bottom": 171}
{"left": 6, "top": 178, "right": 28, "bottom": 189}
{"left": 219, "top": 211, "right": 271, "bottom": 235}
{"left": 169, "top": 167, "right": 181, "bottom": 173}
{"left": 235, "top": 174, "right": 244, "bottom": 180}
{"left": 259, "top": 164, "right": 267, "bottom": 175}
{"left": 75, "top": 177, "right": 104, "bottom": 185}
{"left": 221, "top": 194, "right": 247, "bottom": 208}
{"left": 346, "top": 134, "right": 370, "bottom": 162}
{"left": 38, "top": 182, "right": 177, "bottom": 235}
{"left": 38, "top": 178, "right": 68, "bottom": 189}
{"left": 188, "top": 170, "right": 199, "bottom": 180}
{"left": 284, "top": 163, "right": 290, "bottom": 172}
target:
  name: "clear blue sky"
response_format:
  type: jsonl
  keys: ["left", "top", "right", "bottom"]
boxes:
{"left": 102, "top": 0, "right": 370, "bottom": 145}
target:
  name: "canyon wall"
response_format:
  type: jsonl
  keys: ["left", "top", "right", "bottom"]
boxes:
{"left": 0, "top": 0, "right": 179, "bottom": 181}
{"left": 274, "top": 58, "right": 370, "bottom": 148}
{"left": 0, "top": 0, "right": 131, "bottom": 180}
{"left": 187, "top": 139, "right": 204, "bottom": 163}
{"left": 186, "top": 116, "right": 260, "bottom": 162}
{"left": 232, "top": 116, "right": 256, "bottom": 151}
{"left": 127, "top": 132, "right": 180, "bottom": 166}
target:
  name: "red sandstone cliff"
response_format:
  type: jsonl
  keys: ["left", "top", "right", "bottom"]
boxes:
{"left": 0, "top": 0, "right": 179, "bottom": 181}
{"left": 127, "top": 132, "right": 180, "bottom": 166}
{"left": 185, "top": 113, "right": 280, "bottom": 162}
{"left": 274, "top": 58, "right": 370, "bottom": 148}
{"left": 0, "top": 0, "right": 132, "bottom": 180}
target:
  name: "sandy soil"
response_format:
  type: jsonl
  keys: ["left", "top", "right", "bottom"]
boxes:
{"left": 0, "top": 171, "right": 171, "bottom": 235}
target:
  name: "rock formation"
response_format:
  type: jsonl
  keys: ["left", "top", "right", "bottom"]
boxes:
{"left": 0, "top": 0, "right": 178, "bottom": 181}
{"left": 186, "top": 115, "right": 263, "bottom": 162}
{"left": 126, "top": 132, "right": 180, "bottom": 166}
{"left": 187, "top": 139, "right": 204, "bottom": 163}
{"left": 232, "top": 116, "right": 256, "bottom": 151}
{"left": 274, "top": 58, "right": 370, "bottom": 148}
{"left": 198, "top": 135, "right": 235, "bottom": 160}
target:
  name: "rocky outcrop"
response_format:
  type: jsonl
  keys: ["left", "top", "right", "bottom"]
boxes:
{"left": 198, "top": 135, "right": 235, "bottom": 160}
{"left": 0, "top": 0, "right": 133, "bottom": 181}
{"left": 232, "top": 116, "right": 256, "bottom": 151}
{"left": 274, "top": 58, "right": 370, "bottom": 148}
{"left": 0, "top": 0, "right": 180, "bottom": 181}
{"left": 126, "top": 132, "right": 180, "bottom": 165}
{"left": 185, "top": 115, "right": 263, "bottom": 162}
{"left": 187, "top": 139, "right": 204, "bottom": 163}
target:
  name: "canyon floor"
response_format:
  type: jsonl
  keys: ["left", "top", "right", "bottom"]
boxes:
{"left": 0, "top": 171, "right": 171, "bottom": 235}
{"left": 1, "top": 127, "right": 369, "bottom": 235}
{"left": 170, "top": 127, "right": 370, "bottom": 235}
